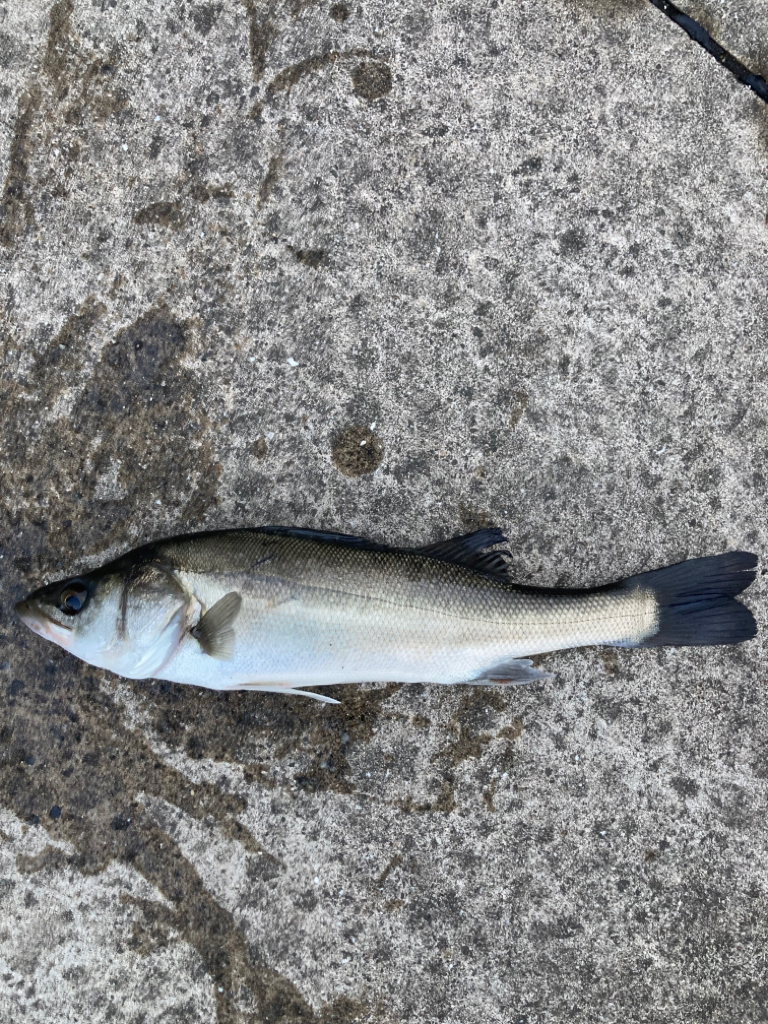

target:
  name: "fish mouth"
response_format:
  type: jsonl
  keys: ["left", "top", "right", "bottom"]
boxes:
{"left": 15, "top": 600, "right": 73, "bottom": 642}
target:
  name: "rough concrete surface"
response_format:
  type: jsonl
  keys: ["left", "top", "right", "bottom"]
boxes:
{"left": 1, "top": 1, "right": 767, "bottom": 1021}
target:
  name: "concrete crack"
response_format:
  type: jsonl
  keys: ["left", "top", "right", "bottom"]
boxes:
{"left": 647, "top": 0, "right": 768, "bottom": 103}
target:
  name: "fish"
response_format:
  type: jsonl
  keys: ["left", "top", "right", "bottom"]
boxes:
{"left": 15, "top": 527, "right": 758, "bottom": 704}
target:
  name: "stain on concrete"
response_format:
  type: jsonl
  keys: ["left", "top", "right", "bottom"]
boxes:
{"left": 434, "top": 726, "right": 491, "bottom": 768}
{"left": 559, "top": 226, "right": 588, "bottom": 255}
{"left": 457, "top": 503, "right": 494, "bottom": 532}
{"left": 2, "top": 660, "right": 322, "bottom": 1024}
{"left": 266, "top": 48, "right": 373, "bottom": 100}
{"left": 1, "top": 0, "right": 132, "bottom": 248}
{"left": 146, "top": 677, "right": 397, "bottom": 796}
{"left": 670, "top": 775, "right": 700, "bottom": 800}
{"left": 329, "top": 3, "right": 351, "bottom": 23}
{"left": 350, "top": 61, "right": 392, "bottom": 100}
{"left": 331, "top": 425, "right": 384, "bottom": 477}
{"left": 29, "top": 295, "right": 106, "bottom": 391}
{"left": 498, "top": 719, "right": 524, "bottom": 743}
{"left": 42, "top": 0, "right": 129, "bottom": 127}
{"left": 241, "top": 0, "right": 277, "bottom": 81}
{"left": 147, "top": 132, "right": 164, "bottom": 159}
{"left": 482, "top": 781, "right": 496, "bottom": 812}
{"left": 133, "top": 200, "right": 186, "bottom": 230}
{"left": 288, "top": 245, "right": 325, "bottom": 269}
{"left": 396, "top": 780, "right": 456, "bottom": 815}
{"left": 194, "top": 182, "right": 235, "bottom": 202}
{"left": 65, "top": 52, "right": 130, "bottom": 126}
{"left": 4, "top": 306, "right": 220, "bottom": 560}
{"left": 376, "top": 852, "right": 402, "bottom": 887}
{"left": 599, "top": 648, "right": 621, "bottom": 678}
{"left": 241, "top": 0, "right": 323, "bottom": 82}
{"left": 43, "top": 0, "right": 76, "bottom": 99}
{"left": 192, "top": 3, "right": 224, "bottom": 37}
{"left": 258, "top": 153, "right": 283, "bottom": 203}
{"left": 433, "top": 691, "right": 522, "bottom": 771}
{"left": 508, "top": 390, "right": 528, "bottom": 428}
{"left": 512, "top": 155, "right": 543, "bottom": 177}
{"left": 0, "top": 85, "right": 41, "bottom": 247}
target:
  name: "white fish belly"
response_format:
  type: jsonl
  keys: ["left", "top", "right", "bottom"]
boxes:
{"left": 161, "top": 591, "right": 507, "bottom": 688}
{"left": 156, "top": 572, "right": 658, "bottom": 690}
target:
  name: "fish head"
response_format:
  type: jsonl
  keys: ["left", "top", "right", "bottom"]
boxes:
{"left": 16, "top": 561, "right": 191, "bottom": 679}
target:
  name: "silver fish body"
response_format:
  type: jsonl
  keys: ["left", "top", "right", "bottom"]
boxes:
{"left": 16, "top": 527, "right": 757, "bottom": 701}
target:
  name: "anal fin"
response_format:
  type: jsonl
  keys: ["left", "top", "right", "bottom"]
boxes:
{"left": 466, "top": 658, "right": 553, "bottom": 686}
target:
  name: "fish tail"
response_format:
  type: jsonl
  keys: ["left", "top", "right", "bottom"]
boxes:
{"left": 625, "top": 552, "right": 758, "bottom": 647}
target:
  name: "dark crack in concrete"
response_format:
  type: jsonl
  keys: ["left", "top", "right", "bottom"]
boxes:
{"left": 647, "top": 0, "right": 768, "bottom": 102}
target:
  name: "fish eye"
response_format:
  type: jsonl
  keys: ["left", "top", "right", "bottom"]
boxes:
{"left": 60, "top": 581, "right": 89, "bottom": 615}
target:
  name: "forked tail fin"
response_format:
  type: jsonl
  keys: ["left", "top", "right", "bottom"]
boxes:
{"left": 626, "top": 552, "right": 758, "bottom": 647}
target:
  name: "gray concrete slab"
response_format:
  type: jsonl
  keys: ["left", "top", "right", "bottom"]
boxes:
{"left": 1, "top": 1, "right": 767, "bottom": 1022}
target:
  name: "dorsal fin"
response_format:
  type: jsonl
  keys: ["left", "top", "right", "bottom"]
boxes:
{"left": 416, "top": 528, "right": 511, "bottom": 581}
{"left": 191, "top": 592, "right": 242, "bottom": 660}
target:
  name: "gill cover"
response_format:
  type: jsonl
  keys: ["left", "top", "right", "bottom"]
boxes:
{"left": 111, "top": 564, "right": 191, "bottom": 678}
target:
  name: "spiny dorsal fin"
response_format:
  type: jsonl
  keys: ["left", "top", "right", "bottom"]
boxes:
{"left": 416, "top": 528, "right": 511, "bottom": 580}
{"left": 191, "top": 592, "right": 242, "bottom": 660}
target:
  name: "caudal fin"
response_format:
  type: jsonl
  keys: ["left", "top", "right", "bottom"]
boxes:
{"left": 627, "top": 552, "right": 758, "bottom": 647}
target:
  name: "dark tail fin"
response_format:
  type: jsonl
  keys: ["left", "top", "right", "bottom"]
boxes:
{"left": 626, "top": 552, "right": 758, "bottom": 647}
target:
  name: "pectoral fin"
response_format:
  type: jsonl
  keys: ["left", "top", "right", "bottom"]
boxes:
{"left": 191, "top": 592, "right": 242, "bottom": 660}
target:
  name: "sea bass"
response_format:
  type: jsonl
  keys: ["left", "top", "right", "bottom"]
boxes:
{"left": 16, "top": 528, "right": 757, "bottom": 703}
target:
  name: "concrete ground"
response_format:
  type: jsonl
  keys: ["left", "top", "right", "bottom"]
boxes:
{"left": 1, "top": 1, "right": 767, "bottom": 1021}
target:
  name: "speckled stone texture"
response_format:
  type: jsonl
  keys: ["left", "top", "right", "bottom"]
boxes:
{"left": 1, "top": 1, "right": 767, "bottom": 1022}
